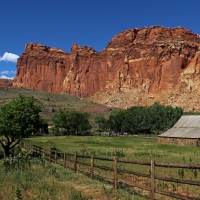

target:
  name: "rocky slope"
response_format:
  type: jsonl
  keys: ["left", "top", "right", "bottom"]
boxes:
{"left": 0, "top": 79, "right": 13, "bottom": 88}
{"left": 13, "top": 26, "right": 200, "bottom": 111}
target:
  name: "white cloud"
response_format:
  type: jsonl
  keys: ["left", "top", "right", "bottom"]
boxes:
{"left": 1, "top": 70, "right": 9, "bottom": 74}
{"left": 0, "top": 70, "right": 16, "bottom": 75}
{"left": 0, "top": 75, "right": 14, "bottom": 79}
{"left": 0, "top": 52, "right": 19, "bottom": 63}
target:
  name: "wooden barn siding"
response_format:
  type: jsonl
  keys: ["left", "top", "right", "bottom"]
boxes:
{"left": 158, "top": 137, "right": 199, "bottom": 146}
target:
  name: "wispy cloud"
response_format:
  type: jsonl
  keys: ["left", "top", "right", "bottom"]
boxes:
{"left": 0, "top": 75, "right": 14, "bottom": 79}
{"left": 0, "top": 70, "right": 16, "bottom": 75}
{"left": 0, "top": 52, "right": 19, "bottom": 63}
{"left": 1, "top": 70, "right": 9, "bottom": 74}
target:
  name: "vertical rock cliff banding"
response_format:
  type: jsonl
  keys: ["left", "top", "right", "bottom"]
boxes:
{"left": 13, "top": 26, "right": 200, "bottom": 110}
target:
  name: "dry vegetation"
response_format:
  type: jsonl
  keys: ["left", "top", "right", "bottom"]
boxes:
{"left": 0, "top": 87, "right": 114, "bottom": 121}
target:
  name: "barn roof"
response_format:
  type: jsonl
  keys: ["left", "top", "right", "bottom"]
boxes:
{"left": 159, "top": 115, "right": 200, "bottom": 139}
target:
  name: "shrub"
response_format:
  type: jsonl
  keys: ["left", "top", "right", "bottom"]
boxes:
{"left": 2, "top": 152, "right": 45, "bottom": 172}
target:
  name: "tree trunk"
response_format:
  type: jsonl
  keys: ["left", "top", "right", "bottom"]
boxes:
{"left": 3, "top": 145, "right": 10, "bottom": 157}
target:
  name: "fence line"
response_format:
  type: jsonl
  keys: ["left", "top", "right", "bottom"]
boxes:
{"left": 20, "top": 141, "right": 200, "bottom": 200}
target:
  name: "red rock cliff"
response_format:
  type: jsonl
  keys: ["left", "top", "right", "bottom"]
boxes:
{"left": 13, "top": 26, "right": 200, "bottom": 111}
{"left": 0, "top": 79, "right": 13, "bottom": 88}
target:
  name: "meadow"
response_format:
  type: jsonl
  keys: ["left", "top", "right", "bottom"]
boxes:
{"left": 1, "top": 135, "right": 200, "bottom": 199}
{"left": 20, "top": 135, "right": 200, "bottom": 199}
{"left": 23, "top": 135, "right": 200, "bottom": 164}
{"left": 0, "top": 154, "right": 141, "bottom": 200}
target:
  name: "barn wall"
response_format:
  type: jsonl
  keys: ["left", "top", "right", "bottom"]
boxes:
{"left": 158, "top": 137, "right": 199, "bottom": 146}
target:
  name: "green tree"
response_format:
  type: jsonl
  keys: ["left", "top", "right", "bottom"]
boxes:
{"left": 148, "top": 102, "right": 166, "bottom": 134}
{"left": 107, "top": 110, "right": 126, "bottom": 135}
{"left": 125, "top": 106, "right": 145, "bottom": 134}
{"left": 67, "top": 110, "right": 91, "bottom": 135}
{"left": 51, "top": 108, "right": 69, "bottom": 133}
{"left": 148, "top": 102, "right": 183, "bottom": 134}
{"left": 0, "top": 95, "right": 43, "bottom": 157}
{"left": 52, "top": 108, "right": 91, "bottom": 135}
{"left": 94, "top": 115, "right": 106, "bottom": 131}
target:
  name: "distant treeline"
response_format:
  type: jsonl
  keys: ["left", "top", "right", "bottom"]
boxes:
{"left": 50, "top": 102, "right": 183, "bottom": 136}
{"left": 94, "top": 102, "right": 183, "bottom": 135}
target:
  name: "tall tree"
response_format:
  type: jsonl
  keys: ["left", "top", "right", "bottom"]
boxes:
{"left": 94, "top": 115, "right": 106, "bottom": 131}
{"left": 107, "top": 110, "right": 126, "bottom": 135}
{"left": 51, "top": 108, "right": 69, "bottom": 132}
{"left": 0, "top": 95, "right": 43, "bottom": 157}
{"left": 52, "top": 108, "right": 91, "bottom": 135}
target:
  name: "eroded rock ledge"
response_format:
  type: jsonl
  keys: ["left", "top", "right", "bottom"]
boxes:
{"left": 0, "top": 79, "right": 13, "bottom": 88}
{"left": 13, "top": 26, "right": 200, "bottom": 111}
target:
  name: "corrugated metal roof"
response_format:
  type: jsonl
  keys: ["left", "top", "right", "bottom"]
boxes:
{"left": 173, "top": 115, "right": 200, "bottom": 128}
{"left": 159, "top": 115, "right": 200, "bottom": 138}
{"left": 159, "top": 128, "right": 200, "bottom": 138}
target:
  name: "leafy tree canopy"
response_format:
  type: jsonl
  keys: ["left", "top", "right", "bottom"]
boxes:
{"left": 98, "top": 102, "right": 183, "bottom": 135}
{"left": 52, "top": 108, "right": 91, "bottom": 135}
{"left": 94, "top": 115, "right": 107, "bottom": 131}
{"left": 0, "top": 95, "right": 43, "bottom": 157}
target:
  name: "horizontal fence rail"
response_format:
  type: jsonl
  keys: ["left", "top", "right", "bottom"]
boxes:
{"left": 20, "top": 141, "right": 200, "bottom": 200}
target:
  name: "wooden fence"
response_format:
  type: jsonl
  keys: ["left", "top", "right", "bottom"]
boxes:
{"left": 20, "top": 142, "right": 200, "bottom": 200}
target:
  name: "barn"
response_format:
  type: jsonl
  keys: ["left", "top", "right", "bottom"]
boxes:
{"left": 158, "top": 115, "right": 200, "bottom": 146}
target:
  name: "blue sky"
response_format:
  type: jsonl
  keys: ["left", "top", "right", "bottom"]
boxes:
{"left": 1, "top": 0, "right": 200, "bottom": 79}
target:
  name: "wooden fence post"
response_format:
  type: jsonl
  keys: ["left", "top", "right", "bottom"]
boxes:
{"left": 55, "top": 150, "right": 57, "bottom": 164}
{"left": 39, "top": 146, "right": 42, "bottom": 156}
{"left": 42, "top": 147, "right": 44, "bottom": 158}
{"left": 90, "top": 154, "right": 94, "bottom": 179}
{"left": 64, "top": 152, "right": 66, "bottom": 168}
{"left": 49, "top": 149, "right": 51, "bottom": 162}
{"left": 35, "top": 145, "right": 37, "bottom": 154}
{"left": 114, "top": 156, "right": 118, "bottom": 189}
{"left": 74, "top": 153, "right": 77, "bottom": 173}
{"left": 151, "top": 160, "right": 155, "bottom": 200}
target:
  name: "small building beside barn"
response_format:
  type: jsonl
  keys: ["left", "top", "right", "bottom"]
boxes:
{"left": 158, "top": 115, "right": 200, "bottom": 147}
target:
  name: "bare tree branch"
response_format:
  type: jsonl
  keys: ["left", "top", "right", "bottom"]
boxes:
{"left": 0, "top": 140, "right": 6, "bottom": 148}
{"left": 10, "top": 137, "right": 22, "bottom": 149}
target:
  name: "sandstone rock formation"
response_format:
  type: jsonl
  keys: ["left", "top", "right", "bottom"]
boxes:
{"left": 13, "top": 26, "right": 200, "bottom": 111}
{"left": 0, "top": 78, "right": 13, "bottom": 88}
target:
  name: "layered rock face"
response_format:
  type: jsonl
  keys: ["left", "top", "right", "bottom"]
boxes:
{"left": 13, "top": 26, "right": 200, "bottom": 111}
{"left": 0, "top": 79, "right": 13, "bottom": 88}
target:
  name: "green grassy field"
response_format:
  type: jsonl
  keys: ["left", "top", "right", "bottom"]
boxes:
{"left": 1, "top": 135, "right": 200, "bottom": 199}
{"left": 0, "top": 157, "right": 143, "bottom": 200}
{"left": 21, "top": 135, "right": 200, "bottom": 199}
{"left": 23, "top": 135, "right": 200, "bottom": 164}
